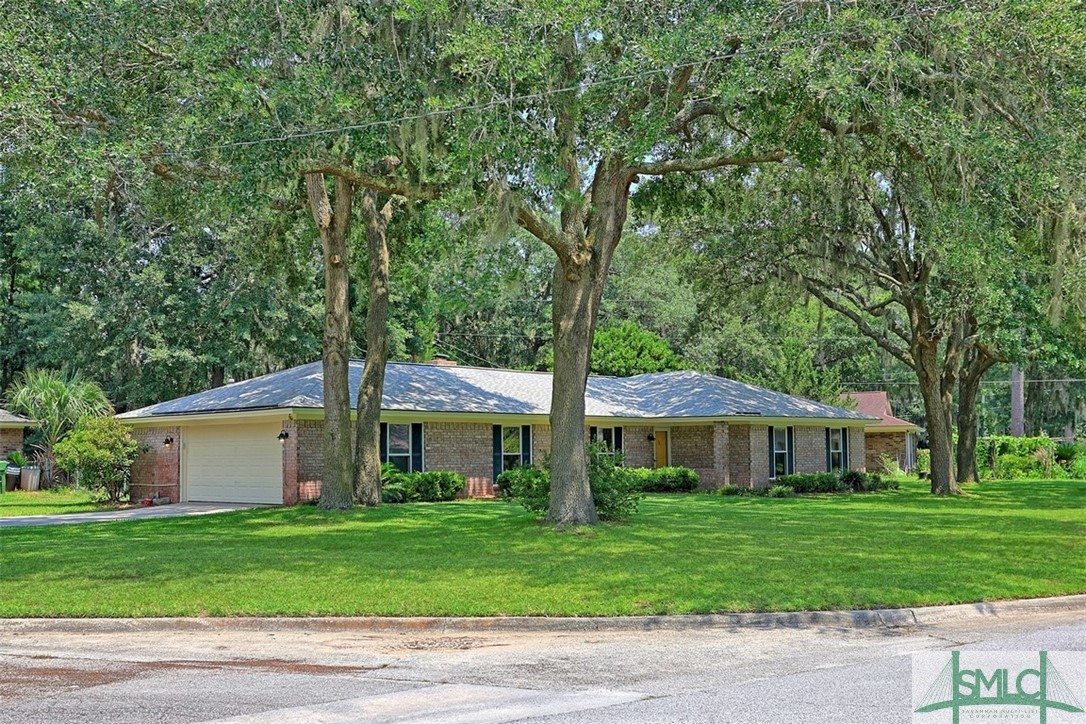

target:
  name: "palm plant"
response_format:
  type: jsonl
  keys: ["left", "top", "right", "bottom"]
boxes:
{"left": 6, "top": 370, "right": 113, "bottom": 486}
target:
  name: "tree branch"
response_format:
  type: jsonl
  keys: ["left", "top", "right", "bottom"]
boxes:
{"left": 298, "top": 162, "right": 440, "bottom": 200}
{"left": 629, "top": 149, "right": 784, "bottom": 177}
{"left": 512, "top": 194, "right": 570, "bottom": 261}
{"left": 801, "top": 278, "right": 913, "bottom": 366}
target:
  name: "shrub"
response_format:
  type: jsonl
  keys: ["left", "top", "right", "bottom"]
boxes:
{"left": 53, "top": 417, "right": 139, "bottom": 503}
{"left": 633, "top": 466, "right": 700, "bottom": 493}
{"left": 916, "top": 449, "right": 931, "bottom": 475}
{"left": 717, "top": 484, "right": 748, "bottom": 496}
{"left": 380, "top": 464, "right": 465, "bottom": 503}
{"left": 993, "top": 453, "right": 1043, "bottom": 480}
{"left": 1069, "top": 458, "right": 1086, "bottom": 480}
{"left": 1054, "top": 443, "right": 1079, "bottom": 466}
{"left": 767, "top": 485, "right": 795, "bottom": 498}
{"left": 776, "top": 473, "right": 843, "bottom": 494}
{"left": 839, "top": 469, "right": 867, "bottom": 492}
{"left": 6, "top": 450, "right": 28, "bottom": 468}
{"left": 878, "top": 454, "right": 904, "bottom": 477}
{"left": 498, "top": 444, "right": 644, "bottom": 521}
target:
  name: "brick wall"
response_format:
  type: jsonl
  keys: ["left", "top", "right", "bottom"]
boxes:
{"left": 729, "top": 424, "right": 752, "bottom": 486}
{"left": 848, "top": 426, "right": 867, "bottom": 472}
{"left": 864, "top": 431, "right": 908, "bottom": 472}
{"left": 424, "top": 421, "right": 495, "bottom": 498}
{"left": 749, "top": 424, "right": 770, "bottom": 487}
{"left": 0, "top": 428, "right": 23, "bottom": 459}
{"left": 670, "top": 425, "right": 716, "bottom": 485}
{"left": 531, "top": 424, "right": 551, "bottom": 466}
{"left": 710, "top": 423, "right": 730, "bottom": 488}
{"left": 793, "top": 426, "right": 826, "bottom": 474}
{"left": 621, "top": 425, "right": 655, "bottom": 468}
{"left": 130, "top": 427, "right": 181, "bottom": 503}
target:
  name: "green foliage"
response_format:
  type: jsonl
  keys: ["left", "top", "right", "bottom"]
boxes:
{"left": 1069, "top": 458, "right": 1086, "bottom": 480}
{"left": 630, "top": 466, "right": 700, "bottom": 493}
{"left": 1054, "top": 443, "right": 1080, "bottom": 465}
{"left": 878, "top": 454, "right": 905, "bottom": 477}
{"left": 916, "top": 449, "right": 931, "bottom": 475}
{"left": 839, "top": 470, "right": 868, "bottom": 493}
{"left": 53, "top": 417, "right": 139, "bottom": 504}
{"left": 776, "top": 473, "right": 846, "bottom": 494}
{"left": 6, "top": 450, "right": 27, "bottom": 467}
{"left": 992, "top": 454, "right": 1045, "bottom": 480}
{"left": 380, "top": 464, "right": 465, "bottom": 503}
{"left": 498, "top": 445, "right": 644, "bottom": 521}
{"left": 717, "top": 484, "right": 747, "bottom": 496}
{"left": 7, "top": 369, "right": 113, "bottom": 484}
{"left": 767, "top": 485, "right": 795, "bottom": 498}
{"left": 588, "top": 322, "right": 682, "bottom": 377}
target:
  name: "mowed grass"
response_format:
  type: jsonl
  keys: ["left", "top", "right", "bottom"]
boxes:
{"left": 0, "top": 488, "right": 111, "bottom": 517}
{"left": 0, "top": 479, "right": 1082, "bottom": 617}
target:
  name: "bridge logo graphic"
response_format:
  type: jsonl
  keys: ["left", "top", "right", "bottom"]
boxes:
{"left": 913, "top": 651, "right": 1085, "bottom": 724}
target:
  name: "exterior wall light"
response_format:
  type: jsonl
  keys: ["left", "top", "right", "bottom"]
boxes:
{"left": 163, "top": 436, "right": 174, "bottom": 447}
{"left": 647, "top": 434, "right": 656, "bottom": 441}
{"left": 277, "top": 430, "right": 290, "bottom": 443}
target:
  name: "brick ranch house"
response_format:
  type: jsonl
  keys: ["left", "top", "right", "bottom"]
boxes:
{"left": 118, "top": 360, "right": 876, "bottom": 505}
{"left": 0, "top": 409, "right": 29, "bottom": 459}
{"left": 841, "top": 391, "right": 919, "bottom": 473}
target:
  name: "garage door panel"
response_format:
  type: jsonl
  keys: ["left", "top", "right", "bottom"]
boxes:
{"left": 183, "top": 422, "right": 283, "bottom": 504}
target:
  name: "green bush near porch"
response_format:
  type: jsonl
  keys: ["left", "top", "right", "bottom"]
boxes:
{"left": 0, "top": 478, "right": 1082, "bottom": 617}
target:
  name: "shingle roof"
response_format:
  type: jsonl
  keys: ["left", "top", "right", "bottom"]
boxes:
{"left": 0, "top": 408, "right": 30, "bottom": 426}
{"left": 118, "top": 361, "right": 874, "bottom": 422}
{"left": 841, "top": 391, "right": 918, "bottom": 430}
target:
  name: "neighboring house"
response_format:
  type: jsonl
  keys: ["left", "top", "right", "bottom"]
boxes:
{"left": 118, "top": 360, "right": 875, "bottom": 505}
{"left": 0, "top": 409, "right": 29, "bottom": 459}
{"left": 841, "top": 391, "right": 919, "bottom": 473}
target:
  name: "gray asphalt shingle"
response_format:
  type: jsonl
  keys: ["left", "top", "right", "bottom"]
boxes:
{"left": 118, "top": 361, "right": 872, "bottom": 421}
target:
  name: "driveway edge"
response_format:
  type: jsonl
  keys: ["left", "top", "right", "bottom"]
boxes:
{"left": 2, "top": 594, "right": 1084, "bottom": 635}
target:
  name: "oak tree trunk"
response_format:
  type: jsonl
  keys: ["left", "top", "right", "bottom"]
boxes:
{"left": 306, "top": 173, "right": 355, "bottom": 510}
{"left": 353, "top": 189, "right": 393, "bottom": 507}
{"left": 956, "top": 376, "right": 980, "bottom": 484}
{"left": 915, "top": 342, "right": 959, "bottom": 495}
{"left": 956, "top": 351, "right": 997, "bottom": 484}
{"left": 546, "top": 160, "right": 628, "bottom": 526}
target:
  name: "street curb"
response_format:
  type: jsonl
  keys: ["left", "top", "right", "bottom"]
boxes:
{"left": 2, "top": 594, "right": 1084, "bottom": 635}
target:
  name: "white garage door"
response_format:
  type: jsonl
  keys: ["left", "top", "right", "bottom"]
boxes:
{"left": 183, "top": 422, "right": 283, "bottom": 504}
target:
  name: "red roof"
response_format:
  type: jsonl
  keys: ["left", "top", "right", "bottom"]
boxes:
{"left": 841, "top": 391, "right": 917, "bottom": 430}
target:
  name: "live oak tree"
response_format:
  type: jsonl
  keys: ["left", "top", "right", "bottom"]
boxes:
{"left": 641, "top": 1, "right": 1086, "bottom": 494}
{"left": 429, "top": 2, "right": 791, "bottom": 524}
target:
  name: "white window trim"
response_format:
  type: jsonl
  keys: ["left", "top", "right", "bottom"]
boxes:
{"left": 828, "top": 427, "right": 845, "bottom": 472}
{"left": 501, "top": 425, "right": 524, "bottom": 472}
{"left": 769, "top": 426, "right": 793, "bottom": 481}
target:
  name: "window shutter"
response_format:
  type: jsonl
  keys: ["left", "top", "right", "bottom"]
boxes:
{"left": 492, "top": 425, "right": 503, "bottom": 479}
{"left": 614, "top": 427, "right": 623, "bottom": 452}
{"left": 411, "top": 423, "right": 424, "bottom": 473}
{"left": 521, "top": 425, "right": 532, "bottom": 467}
{"left": 786, "top": 426, "right": 795, "bottom": 475}
{"left": 843, "top": 427, "right": 850, "bottom": 470}
{"left": 768, "top": 426, "right": 775, "bottom": 478}
{"left": 825, "top": 428, "right": 832, "bottom": 471}
{"left": 379, "top": 423, "right": 388, "bottom": 464}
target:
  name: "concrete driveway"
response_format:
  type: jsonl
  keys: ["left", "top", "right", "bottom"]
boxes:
{"left": 0, "top": 502, "right": 260, "bottom": 528}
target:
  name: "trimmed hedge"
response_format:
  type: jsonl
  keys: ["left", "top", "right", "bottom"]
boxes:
{"left": 632, "top": 466, "right": 700, "bottom": 493}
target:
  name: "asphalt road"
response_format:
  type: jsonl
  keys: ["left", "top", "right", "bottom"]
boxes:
{"left": 0, "top": 610, "right": 1083, "bottom": 723}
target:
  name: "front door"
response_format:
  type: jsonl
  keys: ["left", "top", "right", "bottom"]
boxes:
{"left": 654, "top": 430, "right": 669, "bottom": 468}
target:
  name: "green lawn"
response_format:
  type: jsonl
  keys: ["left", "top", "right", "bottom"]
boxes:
{"left": 0, "top": 479, "right": 1082, "bottom": 618}
{"left": 0, "top": 488, "right": 112, "bottom": 517}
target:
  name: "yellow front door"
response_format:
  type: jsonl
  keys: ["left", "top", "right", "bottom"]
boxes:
{"left": 654, "top": 431, "right": 669, "bottom": 468}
